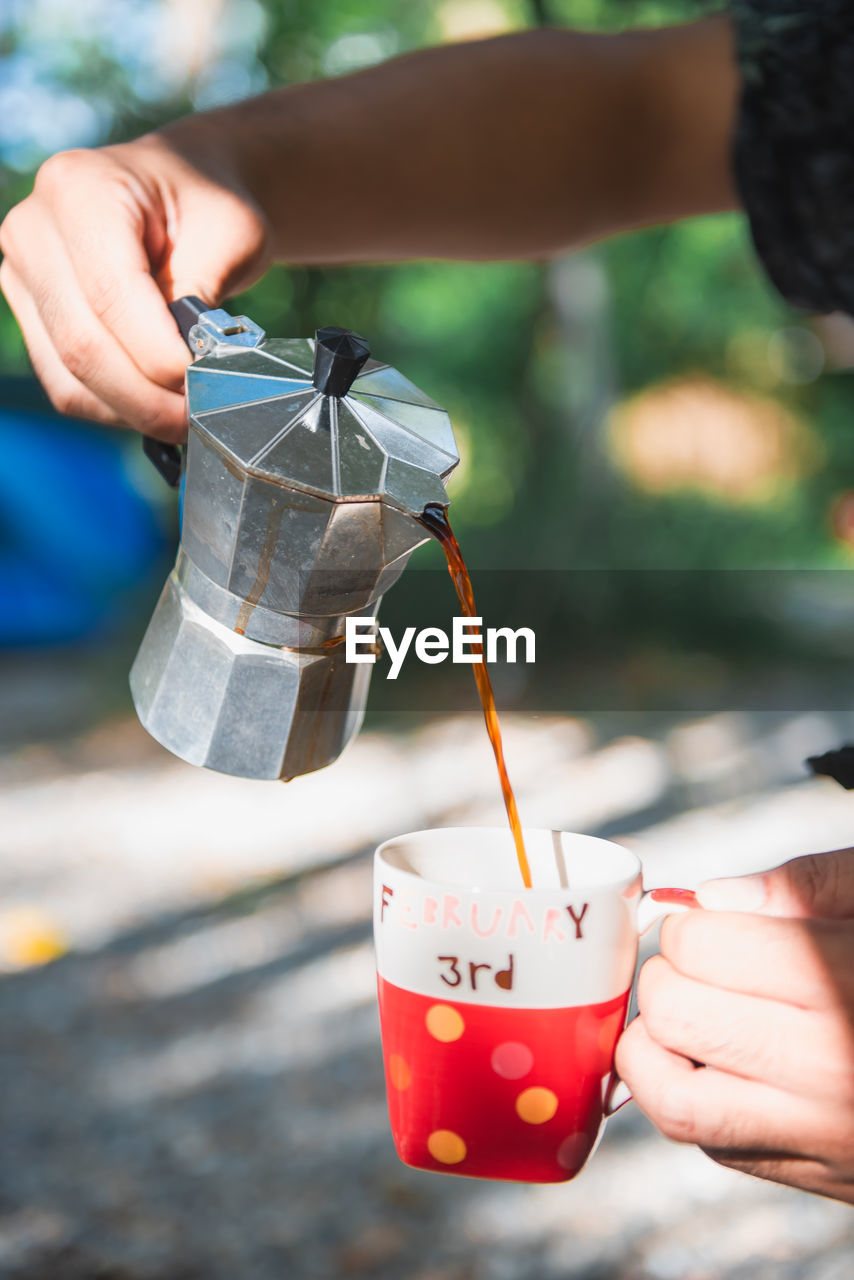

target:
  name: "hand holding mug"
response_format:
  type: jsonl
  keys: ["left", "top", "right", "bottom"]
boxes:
{"left": 616, "top": 848, "right": 854, "bottom": 1205}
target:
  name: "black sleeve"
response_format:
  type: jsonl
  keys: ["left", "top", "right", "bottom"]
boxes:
{"left": 732, "top": 1, "right": 854, "bottom": 315}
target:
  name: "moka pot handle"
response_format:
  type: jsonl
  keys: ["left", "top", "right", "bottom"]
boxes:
{"left": 142, "top": 296, "right": 212, "bottom": 488}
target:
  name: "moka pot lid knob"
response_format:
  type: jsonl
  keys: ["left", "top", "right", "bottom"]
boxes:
{"left": 312, "top": 326, "right": 371, "bottom": 397}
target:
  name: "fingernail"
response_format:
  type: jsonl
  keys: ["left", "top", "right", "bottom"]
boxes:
{"left": 697, "top": 874, "right": 767, "bottom": 912}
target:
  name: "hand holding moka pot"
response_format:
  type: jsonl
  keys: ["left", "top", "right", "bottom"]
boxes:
{"left": 130, "top": 299, "right": 459, "bottom": 781}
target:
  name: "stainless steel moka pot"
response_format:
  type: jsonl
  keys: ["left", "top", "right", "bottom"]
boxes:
{"left": 130, "top": 298, "right": 459, "bottom": 780}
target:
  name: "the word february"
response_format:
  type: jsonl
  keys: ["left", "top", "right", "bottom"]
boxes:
{"left": 345, "top": 615, "right": 536, "bottom": 680}
{"left": 379, "top": 884, "right": 591, "bottom": 942}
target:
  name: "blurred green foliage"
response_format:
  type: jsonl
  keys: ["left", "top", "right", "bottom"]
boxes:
{"left": 2, "top": 0, "right": 854, "bottom": 704}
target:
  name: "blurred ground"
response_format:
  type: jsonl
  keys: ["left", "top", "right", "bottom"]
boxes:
{"left": 2, "top": 660, "right": 854, "bottom": 1279}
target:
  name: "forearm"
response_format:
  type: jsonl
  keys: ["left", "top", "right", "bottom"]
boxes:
{"left": 0, "top": 14, "right": 739, "bottom": 439}
{"left": 159, "top": 17, "right": 739, "bottom": 264}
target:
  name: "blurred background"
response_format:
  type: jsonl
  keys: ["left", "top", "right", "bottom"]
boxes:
{"left": 2, "top": 1, "right": 854, "bottom": 1277}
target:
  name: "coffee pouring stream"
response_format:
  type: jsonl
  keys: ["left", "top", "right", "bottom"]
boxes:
{"left": 131, "top": 298, "right": 459, "bottom": 781}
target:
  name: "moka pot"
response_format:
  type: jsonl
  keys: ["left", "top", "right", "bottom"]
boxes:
{"left": 130, "top": 299, "right": 459, "bottom": 780}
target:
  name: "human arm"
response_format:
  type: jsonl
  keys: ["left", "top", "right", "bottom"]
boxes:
{"left": 0, "top": 17, "right": 738, "bottom": 440}
{"left": 214, "top": 17, "right": 738, "bottom": 263}
{"left": 616, "top": 849, "right": 854, "bottom": 1204}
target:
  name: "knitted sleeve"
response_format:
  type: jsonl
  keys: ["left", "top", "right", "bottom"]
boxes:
{"left": 732, "top": 1, "right": 854, "bottom": 314}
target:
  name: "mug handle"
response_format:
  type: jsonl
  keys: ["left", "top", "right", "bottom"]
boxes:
{"left": 603, "top": 886, "right": 699, "bottom": 1115}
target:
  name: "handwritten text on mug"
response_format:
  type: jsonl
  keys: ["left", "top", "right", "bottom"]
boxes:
{"left": 380, "top": 885, "right": 590, "bottom": 941}
{"left": 438, "top": 953, "right": 515, "bottom": 992}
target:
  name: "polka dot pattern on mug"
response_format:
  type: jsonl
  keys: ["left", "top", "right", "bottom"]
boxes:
{"left": 377, "top": 978, "right": 631, "bottom": 1182}
{"left": 388, "top": 1054, "right": 411, "bottom": 1090}
{"left": 491, "top": 1041, "right": 534, "bottom": 1080}
{"left": 425, "top": 1003, "right": 465, "bottom": 1042}
{"left": 427, "top": 1129, "right": 467, "bottom": 1164}
{"left": 515, "top": 1086, "right": 559, "bottom": 1124}
{"left": 556, "top": 1132, "right": 589, "bottom": 1171}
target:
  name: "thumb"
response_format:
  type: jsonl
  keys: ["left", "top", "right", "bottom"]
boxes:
{"left": 697, "top": 848, "right": 854, "bottom": 919}
{"left": 160, "top": 179, "right": 270, "bottom": 310}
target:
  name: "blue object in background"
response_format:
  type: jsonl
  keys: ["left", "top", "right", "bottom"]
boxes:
{"left": 0, "top": 385, "right": 171, "bottom": 646}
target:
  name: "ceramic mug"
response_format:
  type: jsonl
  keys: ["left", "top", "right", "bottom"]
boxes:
{"left": 373, "top": 827, "right": 695, "bottom": 1184}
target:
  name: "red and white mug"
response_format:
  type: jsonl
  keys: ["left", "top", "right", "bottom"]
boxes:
{"left": 374, "top": 827, "right": 695, "bottom": 1184}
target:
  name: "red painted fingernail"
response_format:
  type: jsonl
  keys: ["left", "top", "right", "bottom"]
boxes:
{"left": 649, "top": 887, "right": 699, "bottom": 909}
